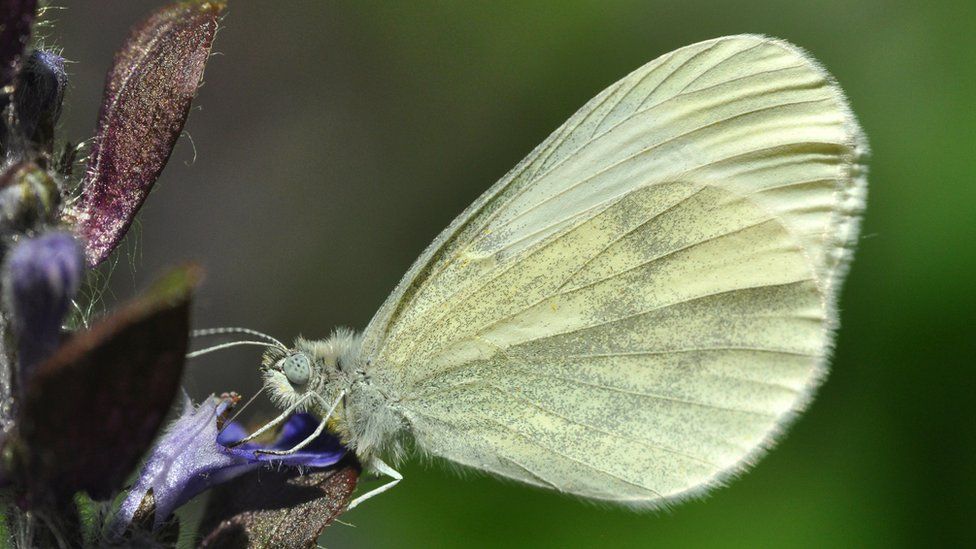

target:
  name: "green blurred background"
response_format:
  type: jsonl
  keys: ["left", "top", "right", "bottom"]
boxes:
{"left": 54, "top": 1, "right": 973, "bottom": 547}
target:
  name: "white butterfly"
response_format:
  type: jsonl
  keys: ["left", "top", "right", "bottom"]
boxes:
{"left": 220, "top": 34, "right": 867, "bottom": 510}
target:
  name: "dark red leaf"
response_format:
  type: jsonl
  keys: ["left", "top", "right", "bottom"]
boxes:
{"left": 14, "top": 265, "right": 202, "bottom": 504}
{"left": 199, "top": 462, "right": 360, "bottom": 549}
{"left": 0, "top": 0, "right": 36, "bottom": 89}
{"left": 70, "top": 1, "right": 225, "bottom": 266}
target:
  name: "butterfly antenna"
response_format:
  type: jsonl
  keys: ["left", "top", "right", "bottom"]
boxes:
{"left": 191, "top": 327, "right": 287, "bottom": 350}
{"left": 186, "top": 340, "right": 283, "bottom": 359}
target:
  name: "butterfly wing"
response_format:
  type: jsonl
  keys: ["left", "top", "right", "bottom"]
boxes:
{"left": 358, "top": 35, "right": 866, "bottom": 505}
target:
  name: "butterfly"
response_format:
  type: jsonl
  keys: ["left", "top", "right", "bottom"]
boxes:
{"left": 217, "top": 34, "right": 866, "bottom": 510}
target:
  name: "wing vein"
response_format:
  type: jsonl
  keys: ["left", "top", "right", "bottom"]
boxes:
{"left": 461, "top": 49, "right": 826, "bottom": 257}
{"left": 414, "top": 217, "right": 810, "bottom": 364}
{"left": 566, "top": 346, "right": 819, "bottom": 359}
{"left": 640, "top": 40, "right": 723, "bottom": 104}
{"left": 587, "top": 55, "right": 669, "bottom": 138}
{"left": 740, "top": 177, "right": 837, "bottom": 197}
{"left": 554, "top": 185, "right": 708, "bottom": 293}
{"left": 514, "top": 278, "right": 815, "bottom": 348}
{"left": 481, "top": 77, "right": 826, "bottom": 236}
{"left": 480, "top": 416, "right": 667, "bottom": 497}
{"left": 500, "top": 456, "right": 563, "bottom": 491}
{"left": 671, "top": 40, "right": 761, "bottom": 96}
{"left": 668, "top": 63, "right": 808, "bottom": 105}
{"left": 408, "top": 405, "right": 667, "bottom": 497}
{"left": 481, "top": 97, "right": 832, "bottom": 242}
{"left": 503, "top": 365, "right": 779, "bottom": 419}
{"left": 485, "top": 383, "right": 726, "bottom": 468}
{"left": 555, "top": 217, "right": 783, "bottom": 296}
{"left": 452, "top": 216, "right": 795, "bottom": 347}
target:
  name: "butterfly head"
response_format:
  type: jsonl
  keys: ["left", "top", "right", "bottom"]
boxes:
{"left": 259, "top": 329, "right": 361, "bottom": 414}
{"left": 261, "top": 348, "right": 319, "bottom": 412}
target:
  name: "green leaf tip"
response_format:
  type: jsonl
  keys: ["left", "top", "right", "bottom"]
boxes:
{"left": 145, "top": 264, "right": 204, "bottom": 307}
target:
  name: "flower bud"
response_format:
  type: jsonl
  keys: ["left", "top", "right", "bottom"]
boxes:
{"left": 13, "top": 49, "right": 67, "bottom": 150}
{"left": 4, "top": 231, "right": 82, "bottom": 379}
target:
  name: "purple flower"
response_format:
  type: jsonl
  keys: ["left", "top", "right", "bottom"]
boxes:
{"left": 114, "top": 394, "right": 346, "bottom": 533}
{"left": 4, "top": 232, "right": 83, "bottom": 379}
{"left": 217, "top": 412, "right": 348, "bottom": 469}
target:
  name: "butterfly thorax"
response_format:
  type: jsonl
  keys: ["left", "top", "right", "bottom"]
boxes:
{"left": 260, "top": 329, "right": 407, "bottom": 465}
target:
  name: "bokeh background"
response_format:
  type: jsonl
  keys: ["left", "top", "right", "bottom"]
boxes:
{"left": 53, "top": 1, "right": 973, "bottom": 547}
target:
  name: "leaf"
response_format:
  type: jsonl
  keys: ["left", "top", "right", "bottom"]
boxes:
{"left": 198, "top": 462, "right": 360, "bottom": 549}
{"left": 0, "top": 0, "right": 36, "bottom": 90}
{"left": 70, "top": 1, "right": 225, "bottom": 266}
{"left": 74, "top": 492, "right": 100, "bottom": 547}
{"left": 13, "top": 265, "right": 202, "bottom": 505}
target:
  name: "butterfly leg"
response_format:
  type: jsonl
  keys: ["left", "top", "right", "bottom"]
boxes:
{"left": 347, "top": 457, "right": 402, "bottom": 510}
{"left": 224, "top": 392, "right": 311, "bottom": 448}
{"left": 255, "top": 391, "right": 344, "bottom": 456}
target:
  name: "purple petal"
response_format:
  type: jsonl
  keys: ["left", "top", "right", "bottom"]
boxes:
{"left": 114, "top": 394, "right": 260, "bottom": 534}
{"left": 219, "top": 413, "right": 346, "bottom": 469}
{"left": 0, "top": 0, "right": 36, "bottom": 89}
{"left": 116, "top": 397, "right": 347, "bottom": 534}
{"left": 69, "top": 1, "right": 225, "bottom": 266}
{"left": 3, "top": 232, "right": 83, "bottom": 379}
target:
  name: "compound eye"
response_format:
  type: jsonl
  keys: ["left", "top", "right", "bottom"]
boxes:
{"left": 281, "top": 353, "right": 311, "bottom": 387}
